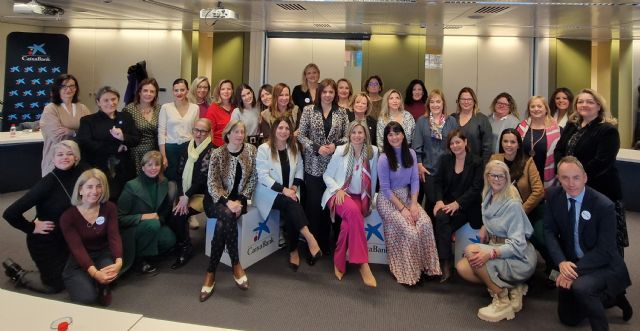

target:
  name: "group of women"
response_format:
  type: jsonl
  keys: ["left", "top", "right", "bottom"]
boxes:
{"left": 2, "top": 65, "right": 626, "bottom": 323}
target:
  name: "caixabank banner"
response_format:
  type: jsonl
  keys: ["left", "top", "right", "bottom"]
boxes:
{"left": 2, "top": 32, "right": 69, "bottom": 131}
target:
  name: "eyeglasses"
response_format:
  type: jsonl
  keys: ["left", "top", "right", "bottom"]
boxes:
{"left": 495, "top": 102, "right": 510, "bottom": 107}
{"left": 368, "top": 81, "right": 380, "bottom": 87}
{"left": 61, "top": 84, "right": 77, "bottom": 90}
{"left": 192, "top": 128, "right": 209, "bottom": 135}
{"left": 487, "top": 173, "right": 506, "bottom": 180}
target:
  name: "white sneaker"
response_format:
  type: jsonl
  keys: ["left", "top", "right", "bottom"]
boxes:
{"left": 188, "top": 216, "right": 200, "bottom": 230}
{"left": 509, "top": 284, "right": 528, "bottom": 313}
{"left": 477, "top": 288, "right": 515, "bottom": 322}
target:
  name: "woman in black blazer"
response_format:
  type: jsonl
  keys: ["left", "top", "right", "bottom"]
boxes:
{"left": 433, "top": 128, "right": 484, "bottom": 282}
{"left": 553, "top": 88, "right": 627, "bottom": 254}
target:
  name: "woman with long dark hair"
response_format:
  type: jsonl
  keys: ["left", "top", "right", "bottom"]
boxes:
{"left": 260, "top": 83, "right": 300, "bottom": 140}
{"left": 377, "top": 121, "right": 440, "bottom": 286}
{"left": 404, "top": 79, "right": 428, "bottom": 121}
{"left": 123, "top": 78, "right": 161, "bottom": 173}
{"left": 452, "top": 87, "right": 493, "bottom": 164}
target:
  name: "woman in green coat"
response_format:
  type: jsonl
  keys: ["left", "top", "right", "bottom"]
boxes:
{"left": 117, "top": 151, "right": 176, "bottom": 275}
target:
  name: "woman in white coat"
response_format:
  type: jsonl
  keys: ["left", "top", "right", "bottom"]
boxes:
{"left": 255, "top": 118, "right": 322, "bottom": 271}
{"left": 322, "top": 121, "right": 378, "bottom": 287}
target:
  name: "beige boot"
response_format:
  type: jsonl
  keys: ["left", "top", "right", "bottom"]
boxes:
{"left": 509, "top": 284, "right": 528, "bottom": 313}
{"left": 477, "top": 288, "right": 515, "bottom": 322}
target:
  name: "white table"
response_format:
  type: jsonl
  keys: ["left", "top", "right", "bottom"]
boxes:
{"left": 130, "top": 317, "right": 239, "bottom": 331}
{"left": 0, "top": 288, "right": 142, "bottom": 330}
{"left": 0, "top": 130, "right": 44, "bottom": 145}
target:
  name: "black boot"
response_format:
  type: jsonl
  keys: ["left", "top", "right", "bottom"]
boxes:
{"left": 171, "top": 241, "right": 194, "bottom": 269}
{"left": 3, "top": 258, "right": 27, "bottom": 285}
{"left": 617, "top": 294, "right": 633, "bottom": 321}
{"left": 135, "top": 259, "right": 158, "bottom": 276}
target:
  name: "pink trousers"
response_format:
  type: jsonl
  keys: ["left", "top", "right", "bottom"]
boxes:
{"left": 333, "top": 193, "right": 369, "bottom": 273}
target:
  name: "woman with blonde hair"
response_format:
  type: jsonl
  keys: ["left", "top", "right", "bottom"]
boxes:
{"left": 452, "top": 87, "right": 493, "bottom": 164}
{"left": 376, "top": 89, "right": 415, "bottom": 149}
{"left": 206, "top": 79, "right": 235, "bottom": 147}
{"left": 323, "top": 121, "right": 378, "bottom": 287}
{"left": 292, "top": 63, "right": 320, "bottom": 111}
{"left": 554, "top": 88, "right": 627, "bottom": 254}
{"left": 188, "top": 76, "right": 212, "bottom": 118}
{"left": 3, "top": 140, "right": 86, "bottom": 293}
{"left": 348, "top": 92, "right": 377, "bottom": 144}
{"left": 60, "top": 168, "right": 122, "bottom": 306}
{"left": 456, "top": 160, "right": 536, "bottom": 322}
{"left": 337, "top": 78, "right": 353, "bottom": 110}
{"left": 515, "top": 96, "right": 561, "bottom": 188}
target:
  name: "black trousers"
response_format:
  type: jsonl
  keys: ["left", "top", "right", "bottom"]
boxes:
{"left": 207, "top": 203, "right": 240, "bottom": 272}
{"left": 168, "top": 207, "right": 198, "bottom": 246}
{"left": 26, "top": 231, "right": 68, "bottom": 292}
{"left": 273, "top": 194, "right": 310, "bottom": 253}
{"left": 423, "top": 175, "right": 437, "bottom": 219}
{"left": 62, "top": 249, "right": 113, "bottom": 305}
{"left": 304, "top": 173, "right": 331, "bottom": 255}
{"left": 433, "top": 210, "right": 468, "bottom": 260}
{"left": 557, "top": 268, "right": 618, "bottom": 331}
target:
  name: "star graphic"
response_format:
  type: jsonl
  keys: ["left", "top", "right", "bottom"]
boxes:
{"left": 10, "top": 66, "right": 20, "bottom": 72}
{"left": 7, "top": 114, "right": 18, "bottom": 120}
{"left": 36, "top": 114, "right": 42, "bottom": 120}
{"left": 45, "top": 78, "right": 54, "bottom": 85}
{"left": 9, "top": 90, "right": 18, "bottom": 96}
{"left": 30, "top": 102, "right": 39, "bottom": 109}
{"left": 252, "top": 220, "right": 270, "bottom": 241}
{"left": 24, "top": 66, "right": 34, "bottom": 73}
{"left": 52, "top": 67, "right": 61, "bottom": 73}
{"left": 23, "top": 90, "right": 33, "bottom": 96}
{"left": 15, "top": 102, "right": 24, "bottom": 109}
{"left": 28, "top": 43, "right": 46, "bottom": 55}
{"left": 31, "top": 78, "right": 41, "bottom": 85}
{"left": 22, "top": 114, "right": 32, "bottom": 120}
{"left": 468, "top": 235, "right": 481, "bottom": 244}
{"left": 16, "top": 78, "right": 25, "bottom": 85}
{"left": 37, "top": 90, "right": 46, "bottom": 96}
{"left": 364, "top": 222, "right": 384, "bottom": 241}
{"left": 38, "top": 66, "right": 47, "bottom": 73}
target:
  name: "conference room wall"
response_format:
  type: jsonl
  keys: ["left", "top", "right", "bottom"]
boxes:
{"left": 443, "top": 36, "right": 533, "bottom": 118}
{"left": 37, "top": 28, "right": 183, "bottom": 109}
{"left": 266, "top": 38, "right": 347, "bottom": 94}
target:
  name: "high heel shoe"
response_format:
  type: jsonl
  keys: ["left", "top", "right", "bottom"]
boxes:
{"left": 199, "top": 272, "right": 215, "bottom": 302}
{"left": 234, "top": 274, "right": 249, "bottom": 290}
{"left": 307, "top": 250, "right": 323, "bottom": 266}
{"left": 359, "top": 264, "right": 377, "bottom": 288}
{"left": 288, "top": 262, "right": 299, "bottom": 272}
{"left": 334, "top": 266, "right": 344, "bottom": 280}
{"left": 439, "top": 259, "right": 452, "bottom": 283}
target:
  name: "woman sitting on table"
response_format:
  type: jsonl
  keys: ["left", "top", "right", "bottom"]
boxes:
{"left": 456, "top": 160, "right": 536, "bottom": 322}
{"left": 322, "top": 121, "right": 378, "bottom": 287}
{"left": 200, "top": 120, "right": 257, "bottom": 302}
{"left": 60, "top": 169, "right": 123, "bottom": 306}
{"left": 117, "top": 151, "right": 176, "bottom": 275}
{"left": 40, "top": 73, "right": 90, "bottom": 176}
{"left": 377, "top": 121, "right": 440, "bottom": 286}
{"left": 76, "top": 86, "right": 140, "bottom": 201}
{"left": 433, "top": 128, "right": 484, "bottom": 282}
{"left": 169, "top": 119, "right": 215, "bottom": 269}
{"left": 255, "top": 118, "right": 322, "bottom": 271}
{"left": 3, "top": 140, "right": 86, "bottom": 293}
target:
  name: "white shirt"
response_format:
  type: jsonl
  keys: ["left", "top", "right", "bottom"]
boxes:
{"left": 347, "top": 158, "right": 364, "bottom": 194}
{"left": 158, "top": 102, "right": 199, "bottom": 145}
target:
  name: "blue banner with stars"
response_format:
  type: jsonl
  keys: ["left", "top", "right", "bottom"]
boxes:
{"left": 3, "top": 32, "right": 69, "bottom": 131}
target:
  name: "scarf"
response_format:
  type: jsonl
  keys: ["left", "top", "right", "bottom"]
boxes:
{"left": 429, "top": 113, "right": 446, "bottom": 140}
{"left": 328, "top": 146, "right": 372, "bottom": 219}
{"left": 182, "top": 136, "right": 211, "bottom": 193}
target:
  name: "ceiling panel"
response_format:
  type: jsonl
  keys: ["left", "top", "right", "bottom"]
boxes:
{"left": 0, "top": 0, "right": 639, "bottom": 40}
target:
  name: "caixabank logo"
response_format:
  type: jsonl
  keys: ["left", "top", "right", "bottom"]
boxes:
{"left": 247, "top": 219, "right": 274, "bottom": 256}
{"left": 22, "top": 43, "right": 51, "bottom": 62}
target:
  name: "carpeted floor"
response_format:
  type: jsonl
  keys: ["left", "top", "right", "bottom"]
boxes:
{"left": 0, "top": 190, "right": 636, "bottom": 331}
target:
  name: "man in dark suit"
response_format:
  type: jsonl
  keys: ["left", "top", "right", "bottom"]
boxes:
{"left": 544, "top": 156, "right": 632, "bottom": 331}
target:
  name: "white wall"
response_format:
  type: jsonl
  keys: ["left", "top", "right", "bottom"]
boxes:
{"left": 266, "top": 38, "right": 346, "bottom": 90}
{"left": 443, "top": 36, "right": 533, "bottom": 119}
{"left": 40, "top": 28, "right": 182, "bottom": 109}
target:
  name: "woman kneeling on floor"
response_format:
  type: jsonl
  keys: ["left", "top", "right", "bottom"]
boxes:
{"left": 456, "top": 160, "right": 536, "bottom": 322}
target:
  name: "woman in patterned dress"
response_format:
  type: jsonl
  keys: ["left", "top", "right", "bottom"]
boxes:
{"left": 123, "top": 78, "right": 160, "bottom": 173}
{"left": 377, "top": 121, "right": 440, "bottom": 286}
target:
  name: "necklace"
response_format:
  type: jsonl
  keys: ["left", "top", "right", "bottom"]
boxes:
{"left": 529, "top": 128, "right": 546, "bottom": 156}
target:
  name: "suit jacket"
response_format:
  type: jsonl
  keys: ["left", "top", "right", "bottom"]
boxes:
{"left": 554, "top": 121, "right": 622, "bottom": 201}
{"left": 297, "top": 105, "right": 349, "bottom": 177}
{"left": 117, "top": 175, "right": 171, "bottom": 273}
{"left": 490, "top": 153, "right": 543, "bottom": 214}
{"left": 254, "top": 143, "right": 304, "bottom": 219}
{"left": 544, "top": 186, "right": 630, "bottom": 296}
{"left": 433, "top": 153, "right": 484, "bottom": 228}
{"left": 321, "top": 145, "right": 379, "bottom": 208}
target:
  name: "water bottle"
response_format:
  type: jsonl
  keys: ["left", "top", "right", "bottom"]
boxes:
{"left": 9, "top": 124, "right": 17, "bottom": 137}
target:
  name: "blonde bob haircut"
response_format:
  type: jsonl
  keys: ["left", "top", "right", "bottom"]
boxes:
{"left": 52, "top": 140, "right": 81, "bottom": 165}
{"left": 141, "top": 150, "right": 165, "bottom": 179}
{"left": 71, "top": 169, "right": 110, "bottom": 206}
{"left": 342, "top": 120, "right": 374, "bottom": 161}
{"left": 222, "top": 119, "right": 246, "bottom": 144}
{"left": 379, "top": 89, "right": 405, "bottom": 121}
{"left": 570, "top": 88, "right": 617, "bottom": 126}
{"left": 426, "top": 89, "right": 447, "bottom": 117}
{"left": 349, "top": 92, "right": 372, "bottom": 116}
{"left": 482, "top": 160, "right": 521, "bottom": 203}
{"left": 525, "top": 96, "right": 554, "bottom": 127}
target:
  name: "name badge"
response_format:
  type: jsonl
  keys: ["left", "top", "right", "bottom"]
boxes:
{"left": 580, "top": 210, "right": 591, "bottom": 221}
{"left": 96, "top": 216, "right": 105, "bottom": 225}
{"left": 304, "top": 97, "right": 310, "bottom": 103}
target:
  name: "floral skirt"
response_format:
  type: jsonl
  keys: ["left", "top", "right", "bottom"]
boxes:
{"left": 377, "top": 187, "right": 441, "bottom": 285}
